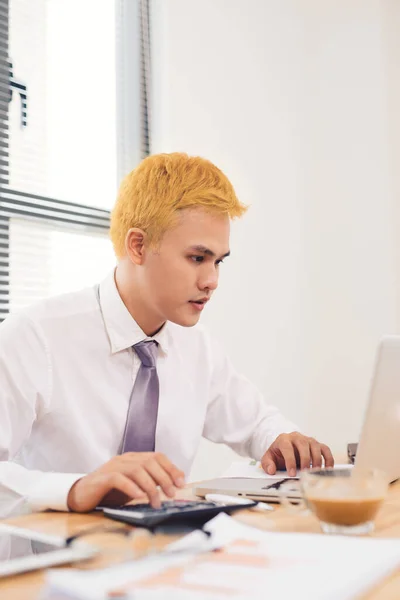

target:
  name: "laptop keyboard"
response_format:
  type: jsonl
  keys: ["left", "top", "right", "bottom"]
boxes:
{"left": 262, "top": 478, "right": 298, "bottom": 490}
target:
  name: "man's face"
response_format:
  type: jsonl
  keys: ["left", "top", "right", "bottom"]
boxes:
{"left": 140, "top": 208, "right": 230, "bottom": 329}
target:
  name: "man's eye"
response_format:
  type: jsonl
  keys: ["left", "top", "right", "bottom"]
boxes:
{"left": 216, "top": 259, "right": 224, "bottom": 266}
{"left": 191, "top": 256, "right": 204, "bottom": 263}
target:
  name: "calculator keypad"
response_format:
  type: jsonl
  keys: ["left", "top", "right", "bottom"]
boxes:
{"left": 103, "top": 498, "right": 255, "bottom": 528}
{"left": 122, "top": 500, "right": 216, "bottom": 516}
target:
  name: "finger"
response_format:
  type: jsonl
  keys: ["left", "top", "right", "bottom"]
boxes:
{"left": 101, "top": 472, "right": 146, "bottom": 501}
{"left": 155, "top": 453, "right": 186, "bottom": 487}
{"left": 321, "top": 444, "right": 334, "bottom": 468}
{"left": 278, "top": 441, "right": 297, "bottom": 476}
{"left": 261, "top": 450, "right": 278, "bottom": 475}
{"left": 130, "top": 468, "right": 162, "bottom": 508}
{"left": 293, "top": 439, "right": 311, "bottom": 470}
{"left": 144, "top": 459, "right": 176, "bottom": 498}
{"left": 99, "top": 473, "right": 148, "bottom": 508}
{"left": 309, "top": 440, "right": 323, "bottom": 468}
{"left": 68, "top": 472, "right": 146, "bottom": 513}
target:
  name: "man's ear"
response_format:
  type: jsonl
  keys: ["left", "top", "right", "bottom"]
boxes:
{"left": 125, "top": 228, "right": 147, "bottom": 265}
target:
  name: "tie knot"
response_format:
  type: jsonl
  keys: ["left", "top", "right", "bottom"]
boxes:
{"left": 134, "top": 340, "right": 158, "bottom": 367}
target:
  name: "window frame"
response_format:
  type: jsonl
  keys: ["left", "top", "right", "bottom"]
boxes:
{"left": 0, "top": 0, "right": 152, "bottom": 321}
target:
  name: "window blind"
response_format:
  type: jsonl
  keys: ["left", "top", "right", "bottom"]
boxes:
{"left": 0, "top": 0, "right": 151, "bottom": 321}
{"left": 139, "top": 0, "right": 152, "bottom": 159}
{"left": 0, "top": 0, "right": 11, "bottom": 320}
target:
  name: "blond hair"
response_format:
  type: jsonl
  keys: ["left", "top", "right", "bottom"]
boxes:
{"left": 110, "top": 152, "right": 247, "bottom": 258}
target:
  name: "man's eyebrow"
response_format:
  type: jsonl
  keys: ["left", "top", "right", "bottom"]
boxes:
{"left": 188, "top": 245, "right": 231, "bottom": 259}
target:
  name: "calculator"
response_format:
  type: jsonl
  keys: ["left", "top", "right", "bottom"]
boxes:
{"left": 102, "top": 499, "right": 256, "bottom": 529}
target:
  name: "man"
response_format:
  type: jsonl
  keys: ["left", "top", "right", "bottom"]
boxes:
{"left": 0, "top": 153, "right": 333, "bottom": 515}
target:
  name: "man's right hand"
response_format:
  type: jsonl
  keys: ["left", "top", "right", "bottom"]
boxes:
{"left": 67, "top": 452, "right": 185, "bottom": 513}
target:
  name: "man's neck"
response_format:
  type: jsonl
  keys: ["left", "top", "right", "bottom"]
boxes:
{"left": 114, "top": 264, "right": 165, "bottom": 337}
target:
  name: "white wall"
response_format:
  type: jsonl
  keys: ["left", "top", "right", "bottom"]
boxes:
{"left": 151, "top": 0, "right": 400, "bottom": 480}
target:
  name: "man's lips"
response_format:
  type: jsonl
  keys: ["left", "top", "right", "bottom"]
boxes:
{"left": 189, "top": 298, "right": 209, "bottom": 311}
{"left": 189, "top": 298, "right": 209, "bottom": 304}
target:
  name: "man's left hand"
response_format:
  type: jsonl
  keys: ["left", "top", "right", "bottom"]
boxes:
{"left": 261, "top": 432, "right": 334, "bottom": 477}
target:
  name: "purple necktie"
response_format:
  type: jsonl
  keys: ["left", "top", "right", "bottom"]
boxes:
{"left": 120, "top": 340, "right": 160, "bottom": 453}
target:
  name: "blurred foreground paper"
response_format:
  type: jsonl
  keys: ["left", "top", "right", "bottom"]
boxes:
{"left": 45, "top": 512, "right": 400, "bottom": 600}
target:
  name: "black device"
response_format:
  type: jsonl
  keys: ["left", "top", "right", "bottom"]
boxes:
{"left": 347, "top": 442, "right": 358, "bottom": 464}
{"left": 101, "top": 499, "right": 256, "bottom": 529}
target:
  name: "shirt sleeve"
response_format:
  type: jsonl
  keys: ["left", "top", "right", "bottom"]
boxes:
{"left": 0, "top": 312, "right": 83, "bottom": 515}
{"left": 202, "top": 331, "right": 300, "bottom": 460}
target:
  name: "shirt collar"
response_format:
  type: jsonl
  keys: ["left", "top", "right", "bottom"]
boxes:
{"left": 98, "top": 270, "right": 169, "bottom": 355}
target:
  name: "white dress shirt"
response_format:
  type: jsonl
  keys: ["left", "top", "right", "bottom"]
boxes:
{"left": 0, "top": 270, "right": 298, "bottom": 515}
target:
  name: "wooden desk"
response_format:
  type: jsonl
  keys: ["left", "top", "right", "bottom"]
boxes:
{"left": 1, "top": 481, "right": 400, "bottom": 600}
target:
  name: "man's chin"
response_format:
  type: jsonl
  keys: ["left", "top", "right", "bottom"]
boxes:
{"left": 168, "top": 311, "right": 201, "bottom": 328}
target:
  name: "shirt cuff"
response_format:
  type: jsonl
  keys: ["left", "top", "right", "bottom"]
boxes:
{"left": 28, "top": 472, "right": 85, "bottom": 512}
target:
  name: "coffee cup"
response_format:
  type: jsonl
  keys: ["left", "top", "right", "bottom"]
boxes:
{"left": 280, "top": 467, "right": 388, "bottom": 535}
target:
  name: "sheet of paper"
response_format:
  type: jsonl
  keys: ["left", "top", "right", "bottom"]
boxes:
{"left": 220, "top": 460, "right": 353, "bottom": 479}
{"left": 46, "top": 511, "right": 400, "bottom": 600}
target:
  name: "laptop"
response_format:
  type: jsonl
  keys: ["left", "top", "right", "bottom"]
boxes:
{"left": 193, "top": 336, "right": 400, "bottom": 502}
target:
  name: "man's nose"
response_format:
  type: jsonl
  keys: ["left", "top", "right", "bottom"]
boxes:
{"left": 199, "top": 267, "right": 219, "bottom": 292}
